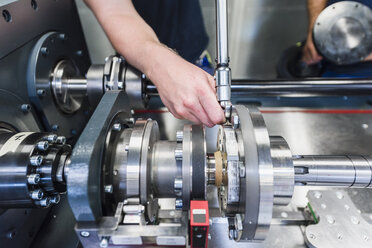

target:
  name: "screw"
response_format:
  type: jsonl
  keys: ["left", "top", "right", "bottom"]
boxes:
{"left": 76, "top": 50, "right": 83, "bottom": 56}
{"left": 239, "top": 162, "right": 245, "bottom": 177}
{"left": 37, "top": 89, "right": 46, "bottom": 96}
{"left": 50, "top": 194, "right": 61, "bottom": 204}
{"left": 21, "top": 104, "right": 31, "bottom": 113}
{"left": 112, "top": 123, "right": 122, "bottom": 131}
{"left": 40, "top": 47, "right": 49, "bottom": 55}
{"left": 56, "top": 136, "right": 66, "bottom": 144}
{"left": 175, "top": 199, "right": 183, "bottom": 210}
{"left": 37, "top": 197, "right": 51, "bottom": 208}
{"left": 45, "top": 134, "right": 57, "bottom": 143}
{"left": 100, "top": 237, "right": 109, "bottom": 248}
{"left": 27, "top": 174, "right": 40, "bottom": 185}
{"left": 30, "top": 189, "right": 44, "bottom": 200}
{"left": 175, "top": 146, "right": 183, "bottom": 161}
{"left": 174, "top": 178, "right": 183, "bottom": 195}
{"left": 176, "top": 131, "right": 183, "bottom": 142}
{"left": 36, "top": 141, "right": 49, "bottom": 151}
{"left": 104, "top": 185, "right": 113, "bottom": 193}
{"left": 51, "top": 124, "right": 59, "bottom": 131}
{"left": 58, "top": 33, "right": 67, "bottom": 40}
{"left": 232, "top": 114, "right": 240, "bottom": 129}
{"left": 30, "top": 155, "right": 43, "bottom": 166}
{"left": 80, "top": 231, "right": 90, "bottom": 237}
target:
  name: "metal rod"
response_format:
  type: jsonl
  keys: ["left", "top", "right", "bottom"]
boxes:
{"left": 146, "top": 78, "right": 372, "bottom": 97}
{"left": 66, "top": 78, "right": 87, "bottom": 95}
{"left": 293, "top": 155, "right": 372, "bottom": 188}
{"left": 216, "top": 0, "right": 229, "bottom": 66}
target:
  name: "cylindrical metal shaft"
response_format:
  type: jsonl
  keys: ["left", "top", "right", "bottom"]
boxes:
{"left": 146, "top": 78, "right": 372, "bottom": 97}
{"left": 294, "top": 155, "right": 372, "bottom": 188}
{"left": 66, "top": 78, "right": 87, "bottom": 95}
{"left": 216, "top": 0, "right": 229, "bottom": 66}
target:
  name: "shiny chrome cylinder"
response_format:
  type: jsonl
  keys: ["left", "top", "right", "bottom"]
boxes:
{"left": 294, "top": 155, "right": 372, "bottom": 187}
{"left": 66, "top": 78, "right": 87, "bottom": 95}
{"left": 151, "top": 141, "right": 182, "bottom": 198}
{"left": 216, "top": 0, "right": 229, "bottom": 65}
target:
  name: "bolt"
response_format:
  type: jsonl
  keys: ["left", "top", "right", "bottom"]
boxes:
{"left": 126, "top": 118, "right": 135, "bottom": 124}
{"left": 231, "top": 114, "right": 240, "bottom": 129}
{"left": 30, "top": 155, "right": 43, "bottom": 166}
{"left": 326, "top": 215, "right": 335, "bottom": 224}
{"left": 174, "top": 178, "right": 183, "bottom": 195}
{"left": 80, "top": 231, "right": 90, "bottom": 237}
{"left": 27, "top": 174, "right": 40, "bottom": 185}
{"left": 51, "top": 124, "right": 59, "bottom": 131}
{"left": 50, "top": 194, "right": 61, "bottom": 204}
{"left": 336, "top": 191, "right": 344, "bottom": 199}
{"left": 30, "top": 189, "right": 44, "bottom": 200}
{"left": 76, "top": 50, "right": 83, "bottom": 56}
{"left": 112, "top": 123, "right": 122, "bottom": 131}
{"left": 100, "top": 237, "right": 109, "bottom": 248}
{"left": 21, "top": 104, "right": 31, "bottom": 113}
{"left": 239, "top": 162, "right": 245, "bottom": 177}
{"left": 37, "top": 197, "right": 51, "bottom": 208}
{"left": 37, "top": 89, "right": 46, "bottom": 96}
{"left": 313, "top": 191, "right": 322, "bottom": 199}
{"left": 45, "top": 134, "right": 57, "bottom": 143}
{"left": 104, "top": 185, "right": 113, "bottom": 193}
{"left": 56, "top": 136, "right": 66, "bottom": 144}
{"left": 40, "top": 47, "right": 49, "bottom": 55}
{"left": 125, "top": 145, "right": 129, "bottom": 152}
{"left": 36, "top": 141, "right": 49, "bottom": 151}
{"left": 228, "top": 229, "right": 235, "bottom": 240}
{"left": 58, "top": 33, "right": 67, "bottom": 40}
{"left": 175, "top": 146, "right": 183, "bottom": 161}
{"left": 350, "top": 216, "right": 360, "bottom": 225}
{"left": 176, "top": 131, "right": 183, "bottom": 142}
{"left": 175, "top": 199, "right": 183, "bottom": 210}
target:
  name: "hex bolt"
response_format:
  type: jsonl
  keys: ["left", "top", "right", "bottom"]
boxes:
{"left": 100, "top": 237, "right": 109, "bottom": 248}
{"left": 49, "top": 195, "right": 60, "bottom": 205}
{"left": 56, "top": 136, "right": 66, "bottom": 144}
{"left": 51, "top": 124, "right": 59, "bottom": 131}
{"left": 40, "top": 47, "right": 49, "bottom": 55}
{"left": 58, "top": 33, "right": 67, "bottom": 40}
{"left": 30, "top": 155, "right": 43, "bottom": 166}
{"left": 36, "top": 141, "right": 49, "bottom": 151}
{"left": 30, "top": 189, "right": 44, "bottom": 200}
{"left": 175, "top": 199, "right": 183, "bottom": 210}
{"left": 36, "top": 89, "right": 46, "bottom": 96}
{"left": 37, "top": 197, "right": 51, "bottom": 208}
{"left": 232, "top": 114, "right": 240, "bottom": 129}
{"left": 175, "top": 146, "right": 183, "bottom": 161}
{"left": 45, "top": 134, "right": 57, "bottom": 143}
{"left": 80, "top": 231, "right": 90, "bottom": 238}
{"left": 27, "top": 174, "right": 40, "bottom": 185}
{"left": 112, "top": 123, "right": 122, "bottom": 132}
{"left": 21, "top": 104, "right": 31, "bottom": 113}
{"left": 104, "top": 185, "right": 113, "bottom": 194}
{"left": 176, "top": 131, "right": 184, "bottom": 142}
{"left": 174, "top": 178, "right": 183, "bottom": 194}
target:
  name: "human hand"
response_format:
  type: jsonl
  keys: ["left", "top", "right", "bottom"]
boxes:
{"left": 145, "top": 45, "right": 225, "bottom": 127}
{"left": 302, "top": 34, "right": 323, "bottom": 65}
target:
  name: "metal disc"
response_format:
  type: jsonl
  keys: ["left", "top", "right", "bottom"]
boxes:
{"left": 235, "top": 105, "right": 273, "bottom": 241}
{"left": 313, "top": 1, "right": 372, "bottom": 65}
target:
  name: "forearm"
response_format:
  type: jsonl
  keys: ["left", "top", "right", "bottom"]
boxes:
{"left": 84, "top": 0, "right": 176, "bottom": 79}
{"left": 306, "top": 0, "right": 327, "bottom": 38}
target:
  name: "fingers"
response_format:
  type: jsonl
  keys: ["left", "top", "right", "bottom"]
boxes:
{"left": 199, "top": 90, "right": 225, "bottom": 125}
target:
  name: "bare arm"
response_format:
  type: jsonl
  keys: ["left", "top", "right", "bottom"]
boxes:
{"left": 84, "top": 0, "right": 225, "bottom": 127}
{"left": 302, "top": 0, "right": 327, "bottom": 65}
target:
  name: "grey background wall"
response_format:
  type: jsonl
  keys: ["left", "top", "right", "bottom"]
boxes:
{"left": 76, "top": 0, "right": 308, "bottom": 79}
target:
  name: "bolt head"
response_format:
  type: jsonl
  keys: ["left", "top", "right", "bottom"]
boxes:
{"left": 40, "top": 47, "right": 49, "bottom": 55}
{"left": 30, "top": 155, "right": 43, "bottom": 166}
{"left": 37, "top": 89, "right": 46, "bottom": 96}
{"left": 80, "top": 231, "right": 90, "bottom": 237}
{"left": 112, "top": 123, "right": 122, "bottom": 131}
{"left": 56, "top": 136, "right": 66, "bottom": 144}
{"left": 46, "top": 134, "right": 57, "bottom": 143}
{"left": 21, "top": 104, "right": 31, "bottom": 113}
{"left": 31, "top": 189, "right": 44, "bottom": 200}
{"left": 175, "top": 199, "right": 183, "bottom": 210}
{"left": 176, "top": 131, "right": 183, "bottom": 142}
{"left": 27, "top": 174, "right": 40, "bottom": 185}
{"left": 231, "top": 114, "right": 240, "bottom": 129}
{"left": 104, "top": 185, "right": 113, "bottom": 194}
{"left": 36, "top": 141, "right": 49, "bottom": 151}
{"left": 50, "top": 194, "right": 61, "bottom": 204}
{"left": 100, "top": 238, "right": 109, "bottom": 248}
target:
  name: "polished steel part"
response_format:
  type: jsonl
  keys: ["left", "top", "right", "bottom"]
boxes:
{"left": 215, "top": 0, "right": 232, "bottom": 119}
{"left": 313, "top": 1, "right": 372, "bottom": 65}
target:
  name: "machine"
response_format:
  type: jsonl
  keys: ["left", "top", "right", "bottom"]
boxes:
{"left": 1, "top": 0, "right": 372, "bottom": 248}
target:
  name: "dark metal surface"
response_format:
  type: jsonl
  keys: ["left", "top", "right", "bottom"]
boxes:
{"left": 191, "top": 125, "right": 207, "bottom": 200}
{"left": 314, "top": 1, "right": 372, "bottom": 65}
{"left": 67, "top": 91, "right": 131, "bottom": 222}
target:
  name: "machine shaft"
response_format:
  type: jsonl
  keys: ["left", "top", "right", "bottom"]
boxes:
{"left": 294, "top": 155, "right": 372, "bottom": 188}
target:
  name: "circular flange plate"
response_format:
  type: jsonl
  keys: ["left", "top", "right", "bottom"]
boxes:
{"left": 27, "top": 32, "right": 91, "bottom": 139}
{"left": 235, "top": 105, "right": 273, "bottom": 241}
{"left": 313, "top": 1, "right": 372, "bottom": 65}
